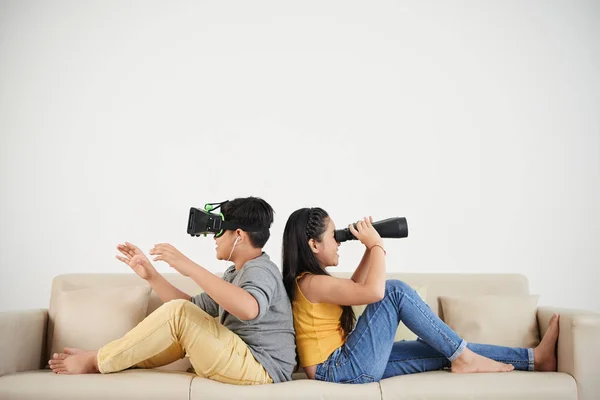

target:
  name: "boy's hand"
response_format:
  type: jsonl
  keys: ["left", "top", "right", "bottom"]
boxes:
{"left": 348, "top": 216, "right": 383, "bottom": 249}
{"left": 116, "top": 242, "right": 157, "bottom": 281}
{"left": 149, "top": 243, "right": 195, "bottom": 277}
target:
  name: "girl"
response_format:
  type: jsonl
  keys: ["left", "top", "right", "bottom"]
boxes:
{"left": 282, "top": 207, "right": 559, "bottom": 384}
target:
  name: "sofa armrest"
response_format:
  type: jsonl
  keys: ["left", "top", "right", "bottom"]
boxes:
{"left": 538, "top": 306, "right": 600, "bottom": 400}
{"left": 0, "top": 309, "right": 48, "bottom": 377}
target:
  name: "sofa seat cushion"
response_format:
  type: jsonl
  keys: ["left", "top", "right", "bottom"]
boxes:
{"left": 0, "top": 369, "right": 194, "bottom": 400}
{"left": 379, "top": 370, "right": 577, "bottom": 400}
{"left": 190, "top": 375, "right": 381, "bottom": 400}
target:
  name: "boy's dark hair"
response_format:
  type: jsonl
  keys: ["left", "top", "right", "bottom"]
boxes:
{"left": 221, "top": 197, "right": 274, "bottom": 248}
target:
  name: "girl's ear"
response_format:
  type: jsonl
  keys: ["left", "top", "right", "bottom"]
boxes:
{"left": 308, "top": 238, "right": 319, "bottom": 254}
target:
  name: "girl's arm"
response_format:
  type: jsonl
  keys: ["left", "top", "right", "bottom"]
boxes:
{"left": 303, "top": 217, "right": 386, "bottom": 305}
{"left": 350, "top": 248, "right": 371, "bottom": 284}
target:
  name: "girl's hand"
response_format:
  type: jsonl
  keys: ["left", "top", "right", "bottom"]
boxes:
{"left": 348, "top": 216, "right": 383, "bottom": 249}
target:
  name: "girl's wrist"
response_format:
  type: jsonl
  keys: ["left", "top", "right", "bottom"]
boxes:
{"left": 369, "top": 244, "right": 386, "bottom": 256}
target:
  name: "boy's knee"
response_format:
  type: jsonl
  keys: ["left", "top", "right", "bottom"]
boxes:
{"left": 163, "top": 298, "right": 191, "bottom": 312}
{"left": 163, "top": 298, "right": 212, "bottom": 320}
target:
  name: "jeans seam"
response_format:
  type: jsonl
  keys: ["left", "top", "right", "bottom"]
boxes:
{"left": 386, "top": 356, "right": 447, "bottom": 362}
{"left": 341, "top": 373, "right": 375, "bottom": 384}
{"left": 210, "top": 371, "right": 269, "bottom": 385}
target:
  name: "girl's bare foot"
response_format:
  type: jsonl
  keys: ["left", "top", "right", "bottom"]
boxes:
{"left": 534, "top": 313, "right": 560, "bottom": 371}
{"left": 49, "top": 348, "right": 99, "bottom": 374}
{"left": 451, "top": 348, "right": 514, "bottom": 373}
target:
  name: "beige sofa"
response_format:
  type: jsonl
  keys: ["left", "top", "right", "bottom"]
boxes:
{"left": 1, "top": 272, "right": 598, "bottom": 400}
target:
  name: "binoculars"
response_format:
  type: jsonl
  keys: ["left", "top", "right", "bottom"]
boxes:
{"left": 334, "top": 217, "right": 408, "bottom": 243}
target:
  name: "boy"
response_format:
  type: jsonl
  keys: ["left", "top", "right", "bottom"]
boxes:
{"left": 49, "top": 197, "right": 296, "bottom": 385}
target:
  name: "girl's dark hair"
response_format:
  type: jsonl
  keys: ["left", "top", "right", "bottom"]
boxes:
{"left": 221, "top": 197, "right": 274, "bottom": 248}
{"left": 282, "top": 207, "right": 356, "bottom": 337}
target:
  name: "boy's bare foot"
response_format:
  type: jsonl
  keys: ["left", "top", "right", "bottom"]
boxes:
{"left": 451, "top": 348, "right": 514, "bottom": 373}
{"left": 534, "top": 313, "right": 560, "bottom": 371}
{"left": 49, "top": 348, "right": 99, "bottom": 374}
{"left": 63, "top": 347, "right": 86, "bottom": 355}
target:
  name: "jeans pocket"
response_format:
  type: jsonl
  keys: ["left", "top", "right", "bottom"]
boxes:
{"left": 334, "top": 346, "right": 351, "bottom": 368}
{"left": 314, "top": 362, "right": 327, "bottom": 381}
{"left": 339, "top": 373, "right": 375, "bottom": 384}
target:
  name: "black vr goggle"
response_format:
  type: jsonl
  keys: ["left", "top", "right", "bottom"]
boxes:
{"left": 187, "top": 200, "right": 267, "bottom": 238}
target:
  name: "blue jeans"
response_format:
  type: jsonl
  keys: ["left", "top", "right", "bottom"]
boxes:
{"left": 314, "top": 280, "right": 534, "bottom": 383}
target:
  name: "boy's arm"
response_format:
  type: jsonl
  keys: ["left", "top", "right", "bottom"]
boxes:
{"left": 115, "top": 242, "right": 191, "bottom": 303}
{"left": 148, "top": 268, "right": 219, "bottom": 317}
{"left": 188, "top": 265, "right": 260, "bottom": 321}
{"left": 147, "top": 243, "right": 271, "bottom": 321}
{"left": 147, "top": 273, "right": 192, "bottom": 303}
{"left": 236, "top": 265, "right": 277, "bottom": 322}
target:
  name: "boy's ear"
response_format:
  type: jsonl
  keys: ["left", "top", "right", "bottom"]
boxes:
{"left": 235, "top": 229, "right": 245, "bottom": 241}
{"left": 308, "top": 238, "right": 319, "bottom": 254}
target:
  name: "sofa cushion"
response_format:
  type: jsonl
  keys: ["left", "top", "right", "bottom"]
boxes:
{"left": 189, "top": 375, "right": 382, "bottom": 400}
{"left": 49, "top": 285, "right": 151, "bottom": 359}
{"left": 439, "top": 294, "right": 540, "bottom": 348}
{"left": 379, "top": 370, "right": 577, "bottom": 400}
{"left": 0, "top": 369, "right": 194, "bottom": 400}
{"left": 353, "top": 285, "right": 428, "bottom": 342}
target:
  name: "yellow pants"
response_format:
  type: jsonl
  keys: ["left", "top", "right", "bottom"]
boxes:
{"left": 97, "top": 299, "right": 273, "bottom": 385}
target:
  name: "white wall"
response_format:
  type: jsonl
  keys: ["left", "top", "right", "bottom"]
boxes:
{"left": 1, "top": 0, "right": 599, "bottom": 313}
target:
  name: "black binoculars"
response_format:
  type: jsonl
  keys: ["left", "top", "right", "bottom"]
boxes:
{"left": 334, "top": 217, "right": 408, "bottom": 243}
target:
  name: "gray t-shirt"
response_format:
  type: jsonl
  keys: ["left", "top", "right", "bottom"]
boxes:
{"left": 191, "top": 252, "right": 296, "bottom": 383}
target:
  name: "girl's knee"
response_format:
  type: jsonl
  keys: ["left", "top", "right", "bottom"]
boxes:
{"left": 385, "top": 279, "right": 413, "bottom": 295}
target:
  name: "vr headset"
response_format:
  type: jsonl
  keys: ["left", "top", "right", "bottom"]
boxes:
{"left": 187, "top": 200, "right": 268, "bottom": 238}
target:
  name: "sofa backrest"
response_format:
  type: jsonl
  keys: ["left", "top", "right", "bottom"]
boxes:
{"left": 46, "top": 271, "right": 529, "bottom": 362}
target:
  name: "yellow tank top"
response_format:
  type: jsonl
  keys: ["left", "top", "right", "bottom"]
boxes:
{"left": 292, "top": 273, "right": 345, "bottom": 367}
